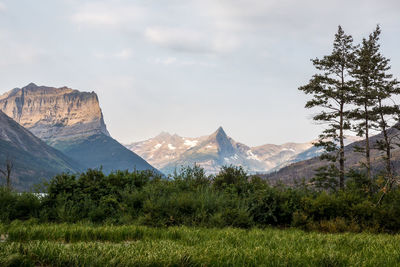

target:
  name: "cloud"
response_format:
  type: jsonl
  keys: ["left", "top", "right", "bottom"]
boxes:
{"left": 72, "top": 12, "right": 118, "bottom": 26}
{"left": 154, "top": 57, "right": 177, "bottom": 65}
{"left": 71, "top": 3, "right": 146, "bottom": 27}
{"left": 93, "top": 49, "right": 133, "bottom": 60}
{"left": 151, "top": 56, "right": 215, "bottom": 67}
{"left": 0, "top": 2, "right": 6, "bottom": 11}
{"left": 71, "top": 2, "right": 242, "bottom": 54}
{"left": 114, "top": 49, "right": 133, "bottom": 60}
{"left": 70, "top": 0, "right": 400, "bottom": 57}
{"left": 145, "top": 26, "right": 239, "bottom": 54}
{"left": 145, "top": 27, "right": 207, "bottom": 53}
{"left": 0, "top": 29, "right": 48, "bottom": 67}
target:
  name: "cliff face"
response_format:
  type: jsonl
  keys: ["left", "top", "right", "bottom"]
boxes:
{"left": 0, "top": 83, "right": 158, "bottom": 175}
{"left": 0, "top": 83, "right": 110, "bottom": 144}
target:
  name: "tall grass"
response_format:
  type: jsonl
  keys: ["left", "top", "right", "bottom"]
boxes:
{"left": 1, "top": 223, "right": 400, "bottom": 266}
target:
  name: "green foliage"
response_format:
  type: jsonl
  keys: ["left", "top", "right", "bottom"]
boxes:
{"left": 213, "top": 165, "right": 250, "bottom": 195}
{"left": 3, "top": 164, "right": 400, "bottom": 232}
{"left": 299, "top": 25, "right": 355, "bottom": 189}
{"left": 1, "top": 224, "right": 400, "bottom": 266}
{"left": 0, "top": 188, "right": 41, "bottom": 223}
{"left": 300, "top": 25, "right": 400, "bottom": 187}
{"left": 311, "top": 164, "right": 339, "bottom": 192}
{"left": 249, "top": 186, "right": 303, "bottom": 226}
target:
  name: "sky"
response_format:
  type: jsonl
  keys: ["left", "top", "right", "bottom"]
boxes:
{"left": 0, "top": 0, "right": 399, "bottom": 146}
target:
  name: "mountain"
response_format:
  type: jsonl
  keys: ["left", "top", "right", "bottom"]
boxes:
{"left": 266, "top": 135, "right": 363, "bottom": 173}
{"left": 0, "top": 110, "right": 81, "bottom": 190}
{"left": 266, "top": 131, "right": 394, "bottom": 184}
{"left": 0, "top": 83, "right": 157, "bottom": 174}
{"left": 0, "top": 83, "right": 110, "bottom": 144}
{"left": 126, "top": 127, "right": 317, "bottom": 175}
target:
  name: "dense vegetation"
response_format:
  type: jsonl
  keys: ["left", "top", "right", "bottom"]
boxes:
{"left": 2, "top": 223, "right": 400, "bottom": 267}
{"left": 299, "top": 25, "right": 400, "bottom": 190}
{"left": 1, "top": 165, "right": 400, "bottom": 233}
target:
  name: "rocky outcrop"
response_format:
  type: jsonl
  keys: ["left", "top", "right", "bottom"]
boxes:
{"left": 0, "top": 83, "right": 109, "bottom": 145}
{"left": 0, "top": 83, "right": 157, "bottom": 174}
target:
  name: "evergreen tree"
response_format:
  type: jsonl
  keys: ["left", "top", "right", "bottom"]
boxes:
{"left": 299, "top": 26, "right": 355, "bottom": 189}
{"left": 350, "top": 25, "right": 400, "bottom": 181}
{"left": 373, "top": 80, "right": 400, "bottom": 180}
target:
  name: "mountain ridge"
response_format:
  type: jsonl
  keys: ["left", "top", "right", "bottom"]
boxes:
{"left": 126, "top": 127, "right": 321, "bottom": 175}
{"left": 265, "top": 130, "right": 396, "bottom": 183}
{"left": 0, "top": 109, "right": 82, "bottom": 190}
{"left": 0, "top": 83, "right": 110, "bottom": 144}
{"left": 0, "top": 83, "right": 158, "bottom": 174}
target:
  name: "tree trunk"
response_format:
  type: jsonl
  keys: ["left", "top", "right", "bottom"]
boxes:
{"left": 378, "top": 100, "right": 391, "bottom": 176}
{"left": 6, "top": 172, "right": 10, "bottom": 190}
{"left": 339, "top": 103, "right": 345, "bottom": 190}
{"left": 365, "top": 103, "right": 371, "bottom": 180}
{"left": 377, "top": 100, "right": 393, "bottom": 195}
{"left": 339, "top": 70, "right": 346, "bottom": 190}
{"left": 5, "top": 159, "right": 12, "bottom": 190}
{"left": 381, "top": 121, "right": 391, "bottom": 176}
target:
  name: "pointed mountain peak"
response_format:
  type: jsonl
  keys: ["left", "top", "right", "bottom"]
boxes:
{"left": 24, "top": 82, "right": 38, "bottom": 88}
{"left": 216, "top": 126, "right": 225, "bottom": 134}
{"left": 206, "top": 126, "right": 234, "bottom": 156}
{"left": 156, "top": 131, "right": 172, "bottom": 138}
{"left": 212, "top": 126, "right": 227, "bottom": 138}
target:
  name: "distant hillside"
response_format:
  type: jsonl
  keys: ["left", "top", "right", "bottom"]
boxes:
{"left": 53, "top": 133, "right": 156, "bottom": 173}
{"left": 0, "top": 83, "right": 158, "bottom": 174}
{"left": 266, "top": 129, "right": 398, "bottom": 183}
{"left": 126, "top": 127, "right": 318, "bottom": 175}
{"left": 0, "top": 110, "right": 81, "bottom": 191}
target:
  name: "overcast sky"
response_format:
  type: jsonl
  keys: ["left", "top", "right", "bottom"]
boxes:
{"left": 0, "top": 0, "right": 399, "bottom": 146}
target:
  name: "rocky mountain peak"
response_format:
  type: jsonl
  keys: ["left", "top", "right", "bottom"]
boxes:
{"left": 212, "top": 126, "right": 226, "bottom": 137}
{"left": 0, "top": 84, "right": 110, "bottom": 144}
{"left": 207, "top": 126, "right": 235, "bottom": 156}
{"left": 25, "top": 82, "right": 38, "bottom": 89}
{"left": 126, "top": 126, "right": 343, "bottom": 175}
{"left": 155, "top": 131, "right": 172, "bottom": 139}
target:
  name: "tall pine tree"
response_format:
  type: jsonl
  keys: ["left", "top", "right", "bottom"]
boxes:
{"left": 299, "top": 26, "right": 355, "bottom": 189}
{"left": 350, "top": 25, "right": 399, "bottom": 181}
{"left": 362, "top": 26, "right": 399, "bottom": 179}
{"left": 372, "top": 75, "right": 400, "bottom": 179}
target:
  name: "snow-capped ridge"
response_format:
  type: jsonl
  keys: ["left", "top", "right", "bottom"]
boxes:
{"left": 125, "top": 127, "right": 357, "bottom": 175}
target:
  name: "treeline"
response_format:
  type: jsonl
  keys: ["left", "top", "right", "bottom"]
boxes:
{"left": 2, "top": 165, "right": 400, "bottom": 233}
{"left": 299, "top": 25, "right": 400, "bottom": 191}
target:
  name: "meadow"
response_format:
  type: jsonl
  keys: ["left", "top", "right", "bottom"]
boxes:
{"left": 1, "top": 223, "right": 400, "bottom": 266}
{"left": 2, "top": 166, "right": 400, "bottom": 266}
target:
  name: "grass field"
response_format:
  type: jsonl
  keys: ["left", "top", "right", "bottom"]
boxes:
{"left": 1, "top": 223, "right": 400, "bottom": 266}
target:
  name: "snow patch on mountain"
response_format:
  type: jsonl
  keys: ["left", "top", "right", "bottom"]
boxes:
{"left": 184, "top": 140, "right": 198, "bottom": 148}
{"left": 154, "top": 144, "right": 162, "bottom": 150}
{"left": 246, "top": 150, "right": 260, "bottom": 161}
{"left": 168, "top": 144, "right": 176, "bottom": 150}
{"left": 125, "top": 128, "right": 362, "bottom": 175}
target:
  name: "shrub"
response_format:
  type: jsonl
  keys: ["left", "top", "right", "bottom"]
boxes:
{"left": 3, "top": 165, "right": 400, "bottom": 233}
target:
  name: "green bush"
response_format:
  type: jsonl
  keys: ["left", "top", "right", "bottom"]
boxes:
{"left": 2, "top": 165, "right": 400, "bottom": 233}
